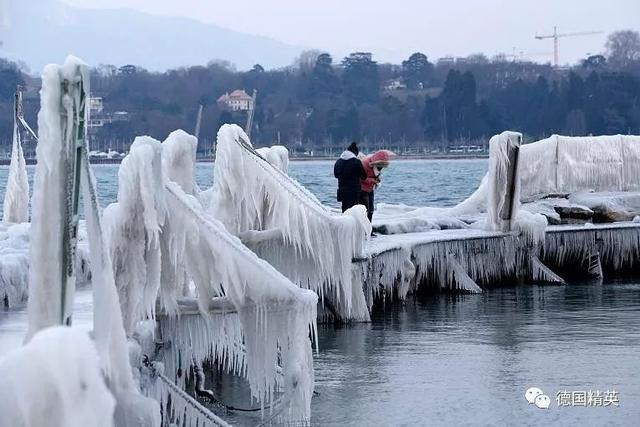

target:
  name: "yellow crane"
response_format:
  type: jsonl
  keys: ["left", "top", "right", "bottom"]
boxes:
{"left": 535, "top": 26, "right": 603, "bottom": 67}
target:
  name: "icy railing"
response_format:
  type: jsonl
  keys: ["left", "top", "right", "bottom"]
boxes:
{"left": 5, "top": 56, "right": 159, "bottom": 425}
{"left": 373, "top": 132, "right": 544, "bottom": 241}
{"left": 104, "top": 131, "right": 317, "bottom": 423}
{"left": 373, "top": 132, "right": 640, "bottom": 237}
{"left": 518, "top": 135, "right": 640, "bottom": 200}
{"left": 209, "top": 124, "right": 371, "bottom": 321}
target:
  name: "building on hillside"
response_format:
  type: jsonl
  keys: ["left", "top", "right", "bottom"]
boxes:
{"left": 437, "top": 56, "right": 455, "bottom": 67}
{"left": 88, "top": 96, "right": 105, "bottom": 128}
{"left": 217, "top": 89, "right": 253, "bottom": 112}
{"left": 89, "top": 97, "right": 104, "bottom": 114}
{"left": 87, "top": 96, "right": 130, "bottom": 129}
{"left": 383, "top": 79, "right": 407, "bottom": 91}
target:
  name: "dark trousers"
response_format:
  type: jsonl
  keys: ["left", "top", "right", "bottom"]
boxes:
{"left": 340, "top": 191, "right": 361, "bottom": 213}
{"left": 360, "top": 191, "right": 374, "bottom": 221}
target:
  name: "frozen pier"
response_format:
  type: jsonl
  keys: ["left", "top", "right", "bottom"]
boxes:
{"left": 356, "top": 221, "right": 640, "bottom": 310}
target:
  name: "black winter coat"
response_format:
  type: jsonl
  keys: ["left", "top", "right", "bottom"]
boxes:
{"left": 334, "top": 152, "right": 366, "bottom": 201}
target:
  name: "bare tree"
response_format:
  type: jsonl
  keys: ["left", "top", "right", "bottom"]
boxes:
{"left": 294, "top": 50, "right": 324, "bottom": 74}
{"left": 606, "top": 30, "right": 640, "bottom": 68}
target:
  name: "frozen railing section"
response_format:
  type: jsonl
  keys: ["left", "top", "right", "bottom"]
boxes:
{"left": 104, "top": 131, "right": 318, "bottom": 423}
{"left": 518, "top": 135, "right": 640, "bottom": 199}
{"left": 373, "top": 131, "right": 546, "bottom": 240}
{"left": 3, "top": 55, "right": 159, "bottom": 425}
{"left": 210, "top": 124, "right": 371, "bottom": 321}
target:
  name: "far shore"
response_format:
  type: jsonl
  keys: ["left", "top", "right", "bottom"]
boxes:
{"left": 0, "top": 153, "right": 488, "bottom": 166}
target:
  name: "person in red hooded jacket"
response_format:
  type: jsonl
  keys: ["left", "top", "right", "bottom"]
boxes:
{"left": 359, "top": 150, "right": 393, "bottom": 222}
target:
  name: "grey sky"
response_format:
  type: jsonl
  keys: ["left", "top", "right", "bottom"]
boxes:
{"left": 62, "top": 0, "right": 640, "bottom": 65}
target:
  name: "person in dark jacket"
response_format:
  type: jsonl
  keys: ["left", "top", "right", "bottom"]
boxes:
{"left": 334, "top": 142, "right": 367, "bottom": 212}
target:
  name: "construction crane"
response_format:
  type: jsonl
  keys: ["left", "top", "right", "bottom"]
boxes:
{"left": 535, "top": 26, "right": 603, "bottom": 67}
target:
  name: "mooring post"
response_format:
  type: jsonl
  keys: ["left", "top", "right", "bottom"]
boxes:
{"left": 499, "top": 134, "right": 521, "bottom": 232}
{"left": 487, "top": 132, "right": 522, "bottom": 232}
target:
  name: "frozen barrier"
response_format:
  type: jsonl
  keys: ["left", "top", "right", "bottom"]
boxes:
{"left": 2, "top": 56, "right": 316, "bottom": 426}
{"left": 209, "top": 124, "right": 371, "bottom": 322}
{"left": 519, "top": 135, "right": 640, "bottom": 199}
{"left": 373, "top": 133, "right": 640, "bottom": 235}
{"left": 1, "top": 56, "right": 159, "bottom": 426}
{"left": 358, "top": 132, "right": 640, "bottom": 306}
{"left": 105, "top": 131, "right": 317, "bottom": 424}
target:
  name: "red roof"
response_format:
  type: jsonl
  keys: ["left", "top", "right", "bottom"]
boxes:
{"left": 228, "top": 89, "right": 252, "bottom": 100}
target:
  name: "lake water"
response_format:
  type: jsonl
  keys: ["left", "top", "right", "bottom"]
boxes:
{"left": 1, "top": 159, "right": 639, "bottom": 426}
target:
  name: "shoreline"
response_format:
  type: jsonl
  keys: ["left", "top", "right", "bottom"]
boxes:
{"left": 2, "top": 154, "right": 489, "bottom": 166}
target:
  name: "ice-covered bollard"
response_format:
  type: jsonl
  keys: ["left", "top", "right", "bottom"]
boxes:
{"left": 487, "top": 131, "right": 522, "bottom": 232}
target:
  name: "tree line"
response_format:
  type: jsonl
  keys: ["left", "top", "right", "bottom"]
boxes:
{"left": 1, "top": 30, "right": 639, "bottom": 154}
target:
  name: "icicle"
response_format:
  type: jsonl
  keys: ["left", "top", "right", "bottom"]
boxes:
{"left": 530, "top": 255, "right": 565, "bottom": 284}
{"left": 3, "top": 106, "right": 29, "bottom": 223}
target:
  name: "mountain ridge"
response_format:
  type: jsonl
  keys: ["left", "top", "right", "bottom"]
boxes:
{"left": 1, "top": 1, "right": 306, "bottom": 72}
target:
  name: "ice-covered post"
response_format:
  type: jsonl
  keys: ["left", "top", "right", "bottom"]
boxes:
{"left": 487, "top": 131, "right": 522, "bottom": 232}
{"left": 26, "top": 57, "right": 90, "bottom": 338}
{"left": 2, "top": 87, "right": 30, "bottom": 223}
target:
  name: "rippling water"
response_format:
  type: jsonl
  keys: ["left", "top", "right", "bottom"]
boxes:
{"left": 1, "top": 159, "right": 639, "bottom": 426}
{"left": 0, "top": 159, "right": 488, "bottom": 217}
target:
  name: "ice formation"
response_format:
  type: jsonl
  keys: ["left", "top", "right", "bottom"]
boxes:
{"left": 102, "top": 129, "right": 318, "bottom": 422}
{"left": 103, "top": 136, "right": 166, "bottom": 334}
{"left": 26, "top": 57, "right": 87, "bottom": 338}
{"left": 2, "top": 108, "right": 30, "bottom": 223}
{"left": 19, "top": 55, "right": 159, "bottom": 426}
{"left": 0, "top": 327, "right": 116, "bottom": 427}
{"left": 374, "top": 134, "right": 640, "bottom": 236}
{"left": 210, "top": 124, "right": 371, "bottom": 321}
{"left": 256, "top": 144, "right": 290, "bottom": 173}
{"left": 0, "top": 222, "right": 31, "bottom": 306}
{"left": 486, "top": 131, "right": 521, "bottom": 232}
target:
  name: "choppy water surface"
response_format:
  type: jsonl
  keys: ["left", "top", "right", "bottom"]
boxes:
{"left": 1, "top": 159, "right": 639, "bottom": 426}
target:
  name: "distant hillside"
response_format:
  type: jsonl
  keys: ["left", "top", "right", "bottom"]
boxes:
{"left": 0, "top": 0, "right": 305, "bottom": 72}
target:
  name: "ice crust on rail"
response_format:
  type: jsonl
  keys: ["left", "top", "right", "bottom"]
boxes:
{"left": 210, "top": 124, "right": 371, "bottom": 321}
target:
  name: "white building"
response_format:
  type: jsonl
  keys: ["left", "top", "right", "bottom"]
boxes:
{"left": 217, "top": 89, "right": 253, "bottom": 112}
